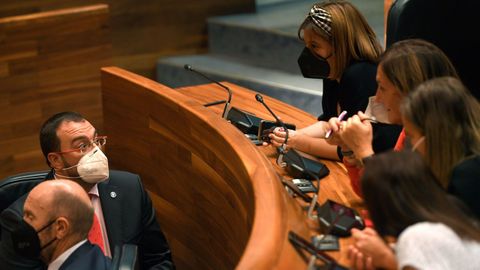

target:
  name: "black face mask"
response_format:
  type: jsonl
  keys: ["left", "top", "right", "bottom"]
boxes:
{"left": 11, "top": 218, "right": 58, "bottom": 258}
{"left": 297, "top": 47, "right": 331, "bottom": 79}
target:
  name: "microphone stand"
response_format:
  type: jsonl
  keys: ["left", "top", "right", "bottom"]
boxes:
{"left": 255, "top": 94, "right": 289, "bottom": 166}
{"left": 313, "top": 208, "right": 344, "bottom": 251}
{"left": 184, "top": 64, "right": 232, "bottom": 119}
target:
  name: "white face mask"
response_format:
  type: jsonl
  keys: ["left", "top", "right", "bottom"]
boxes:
{"left": 411, "top": 136, "right": 425, "bottom": 152}
{"left": 57, "top": 146, "right": 109, "bottom": 183}
{"left": 365, "top": 96, "right": 390, "bottom": 124}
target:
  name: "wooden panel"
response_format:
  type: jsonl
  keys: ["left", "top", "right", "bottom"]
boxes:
{"left": 101, "top": 67, "right": 315, "bottom": 269}
{"left": 0, "top": 4, "right": 111, "bottom": 179}
{"left": 0, "top": 0, "right": 255, "bottom": 79}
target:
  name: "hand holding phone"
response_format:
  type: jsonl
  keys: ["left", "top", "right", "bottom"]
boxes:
{"left": 258, "top": 120, "right": 296, "bottom": 143}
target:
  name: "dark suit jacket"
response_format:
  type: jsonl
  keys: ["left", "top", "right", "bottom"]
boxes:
{"left": 58, "top": 241, "right": 110, "bottom": 270}
{"left": 0, "top": 170, "right": 174, "bottom": 270}
{"left": 448, "top": 155, "right": 480, "bottom": 219}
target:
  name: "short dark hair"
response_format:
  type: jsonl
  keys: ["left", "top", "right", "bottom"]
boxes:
{"left": 361, "top": 151, "right": 480, "bottom": 242}
{"left": 39, "top": 112, "right": 85, "bottom": 166}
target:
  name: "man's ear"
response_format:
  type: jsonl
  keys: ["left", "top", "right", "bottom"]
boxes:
{"left": 54, "top": 217, "right": 70, "bottom": 239}
{"left": 48, "top": 153, "right": 63, "bottom": 170}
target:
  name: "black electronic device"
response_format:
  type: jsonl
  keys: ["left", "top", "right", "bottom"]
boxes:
{"left": 292, "top": 178, "right": 317, "bottom": 193}
{"left": 226, "top": 107, "right": 263, "bottom": 135}
{"left": 258, "top": 120, "right": 296, "bottom": 143}
{"left": 317, "top": 200, "right": 365, "bottom": 237}
{"left": 312, "top": 234, "right": 340, "bottom": 251}
{"left": 283, "top": 149, "right": 330, "bottom": 180}
{"left": 288, "top": 231, "right": 349, "bottom": 270}
{"left": 281, "top": 178, "right": 313, "bottom": 203}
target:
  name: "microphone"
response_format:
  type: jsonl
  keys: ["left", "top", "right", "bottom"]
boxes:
{"left": 311, "top": 208, "right": 344, "bottom": 252}
{"left": 184, "top": 64, "right": 232, "bottom": 119}
{"left": 324, "top": 208, "right": 345, "bottom": 236}
{"left": 255, "top": 94, "right": 289, "bottom": 153}
{"left": 288, "top": 231, "right": 336, "bottom": 266}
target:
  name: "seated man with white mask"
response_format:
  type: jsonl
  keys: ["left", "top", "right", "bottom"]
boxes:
{"left": 0, "top": 111, "right": 174, "bottom": 270}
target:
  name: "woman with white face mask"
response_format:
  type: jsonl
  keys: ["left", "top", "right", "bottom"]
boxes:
{"left": 348, "top": 77, "right": 480, "bottom": 270}
{"left": 329, "top": 39, "right": 459, "bottom": 196}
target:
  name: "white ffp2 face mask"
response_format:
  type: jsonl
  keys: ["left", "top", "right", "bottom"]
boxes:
{"left": 57, "top": 146, "right": 109, "bottom": 184}
{"left": 365, "top": 96, "right": 390, "bottom": 124}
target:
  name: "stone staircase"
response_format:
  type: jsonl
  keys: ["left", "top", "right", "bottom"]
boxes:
{"left": 156, "top": 0, "right": 383, "bottom": 116}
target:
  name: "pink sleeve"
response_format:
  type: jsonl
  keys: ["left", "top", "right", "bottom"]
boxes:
{"left": 344, "top": 128, "right": 405, "bottom": 198}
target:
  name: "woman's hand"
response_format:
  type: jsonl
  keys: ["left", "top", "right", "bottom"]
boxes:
{"left": 338, "top": 112, "right": 374, "bottom": 159}
{"left": 349, "top": 228, "right": 397, "bottom": 270}
{"left": 267, "top": 127, "right": 298, "bottom": 148}
{"left": 325, "top": 116, "right": 346, "bottom": 146}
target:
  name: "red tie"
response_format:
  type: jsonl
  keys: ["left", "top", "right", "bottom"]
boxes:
{"left": 88, "top": 195, "right": 106, "bottom": 255}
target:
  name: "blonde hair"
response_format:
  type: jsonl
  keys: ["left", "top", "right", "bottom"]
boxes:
{"left": 380, "top": 39, "right": 458, "bottom": 96}
{"left": 401, "top": 77, "right": 480, "bottom": 188}
{"left": 298, "top": 0, "right": 382, "bottom": 79}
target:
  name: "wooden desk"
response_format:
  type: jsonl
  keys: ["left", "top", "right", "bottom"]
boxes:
{"left": 101, "top": 66, "right": 363, "bottom": 269}
{"left": 176, "top": 82, "right": 365, "bottom": 265}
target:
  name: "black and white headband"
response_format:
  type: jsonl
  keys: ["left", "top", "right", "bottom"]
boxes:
{"left": 308, "top": 5, "right": 332, "bottom": 38}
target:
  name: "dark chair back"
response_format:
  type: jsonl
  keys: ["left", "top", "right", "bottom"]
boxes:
{"left": 386, "top": 0, "right": 480, "bottom": 100}
{"left": 111, "top": 244, "right": 139, "bottom": 270}
{"left": 0, "top": 171, "right": 48, "bottom": 214}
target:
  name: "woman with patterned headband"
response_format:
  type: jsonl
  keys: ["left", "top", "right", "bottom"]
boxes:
{"left": 268, "top": 1, "right": 400, "bottom": 161}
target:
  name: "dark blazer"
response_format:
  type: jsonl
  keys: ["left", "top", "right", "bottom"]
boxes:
{"left": 319, "top": 61, "right": 378, "bottom": 121}
{"left": 448, "top": 155, "right": 480, "bottom": 219}
{"left": 59, "top": 241, "right": 110, "bottom": 270}
{"left": 0, "top": 170, "right": 174, "bottom": 270}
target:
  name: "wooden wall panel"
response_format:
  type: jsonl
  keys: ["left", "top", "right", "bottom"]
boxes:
{"left": 0, "top": 0, "right": 255, "bottom": 79}
{"left": 0, "top": 5, "right": 111, "bottom": 179}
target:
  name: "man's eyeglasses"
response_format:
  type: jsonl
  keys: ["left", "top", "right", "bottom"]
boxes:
{"left": 52, "top": 136, "right": 107, "bottom": 155}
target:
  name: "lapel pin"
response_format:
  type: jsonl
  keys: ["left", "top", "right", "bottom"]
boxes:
{"left": 110, "top": 191, "right": 117, "bottom": 198}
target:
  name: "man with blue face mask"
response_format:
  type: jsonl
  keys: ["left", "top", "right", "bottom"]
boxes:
{"left": 10, "top": 179, "right": 110, "bottom": 269}
{"left": 0, "top": 111, "right": 174, "bottom": 270}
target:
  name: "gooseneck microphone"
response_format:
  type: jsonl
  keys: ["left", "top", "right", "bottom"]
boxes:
{"left": 184, "top": 64, "right": 232, "bottom": 119}
{"left": 255, "top": 94, "right": 289, "bottom": 152}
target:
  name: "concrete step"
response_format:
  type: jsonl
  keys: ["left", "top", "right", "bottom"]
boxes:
{"left": 156, "top": 54, "right": 323, "bottom": 116}
{"left": 208, "top": 0, "right": 317, "bottom": 74}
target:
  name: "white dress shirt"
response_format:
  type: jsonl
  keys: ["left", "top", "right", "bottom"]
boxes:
{"left": 48, "top": 239, "right": 87, "bottom": 270}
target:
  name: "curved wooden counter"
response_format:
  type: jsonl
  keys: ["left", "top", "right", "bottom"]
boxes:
{"left": 101, "top": 67, "right": 320, "bottom": 269}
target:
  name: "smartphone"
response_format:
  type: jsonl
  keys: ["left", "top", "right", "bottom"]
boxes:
{"left": 258, "top": 120, "right": 296, "bottom": 143}
{"left": 288, "top": 231, "right": 348, "bottom": 270}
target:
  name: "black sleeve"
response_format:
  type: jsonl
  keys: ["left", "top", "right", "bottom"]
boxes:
{"left": 136, "top": 176, "right": 175, "bottom": 270}
{"left": 337, "top": 62, "right": 378, "bottom": 119}
{"left": 318, "top": 79, "right": 339, "bottom": 121}
{"left": 448, "top": 156, "right": 480, "bottom": 219}
{"left": 371, "top": 123, "right": 403, "bottom": 154}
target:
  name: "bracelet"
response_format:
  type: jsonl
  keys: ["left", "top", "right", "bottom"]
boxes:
{"left": 357, "top": 154, "right": 374, "bottom": 168}
{"left": 341, "top": 150, "right": 354, "bottom": 157}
